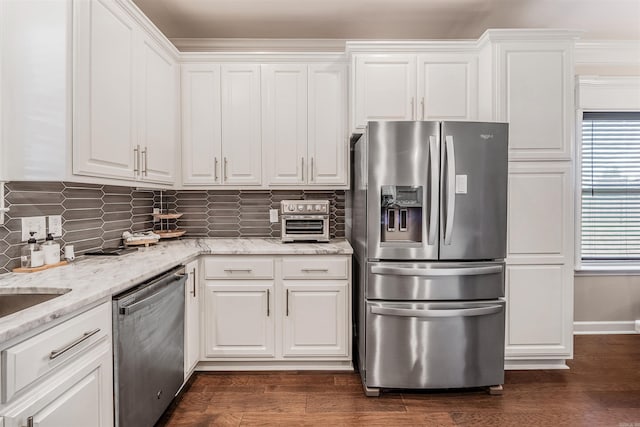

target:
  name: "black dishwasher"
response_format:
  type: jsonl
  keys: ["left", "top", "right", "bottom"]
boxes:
{"left": 112, "top": 266, "right": 186, "bottom": 427}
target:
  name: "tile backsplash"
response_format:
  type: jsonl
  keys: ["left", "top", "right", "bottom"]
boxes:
{"left": 0, "top": 182, "right": 345, "bottom": 274}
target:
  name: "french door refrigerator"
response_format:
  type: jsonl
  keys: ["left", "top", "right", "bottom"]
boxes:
{"left": 349, "top": 121, "right": 508, "bottom": 396}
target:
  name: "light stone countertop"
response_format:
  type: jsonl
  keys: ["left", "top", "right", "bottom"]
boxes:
{"left": 0, "top": 238, "right": 353, "bottom": 344}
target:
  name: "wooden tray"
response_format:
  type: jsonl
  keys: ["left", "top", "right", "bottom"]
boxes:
{"left": 156, "top": 230, "right": 187, "bottom": 239}
{"left": 13, "top": 260, "right": 68, "bottom": 273}
{"left": 124, "top": 239, "right": 159, "bottom": 247}
{"left": 152, "top": 213, "right": 183, "bottom": 220}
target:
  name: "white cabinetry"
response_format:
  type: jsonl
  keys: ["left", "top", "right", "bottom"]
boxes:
{"left": 351, "top": 51, "right": 478, "bottom": 131}
{"left": 74, "top": 0, "right": 178, "bottom": 184}
{"left": 0, "top": 302, "right": 113, "bottom": 427}
{"left": 200, "top": 255, "right": 352, "bottom": 369}
{"left": 181, "top": 64, "right": 262, "bottom": 186}
{"left": 184, "top": 259, "right": 200, "bottom": 377}
{"left": 263, "top": 64, "right": 347, "bottom": 186}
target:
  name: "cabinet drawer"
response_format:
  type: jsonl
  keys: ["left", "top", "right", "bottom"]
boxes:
{"left": 204, "top": 257, "right": 274, "bottom": 279}
{"left": 2, "top": 301, "right": 111, "bottom": 402}
{"left": 282, "top": 257, "right": 349, "bottom": 279}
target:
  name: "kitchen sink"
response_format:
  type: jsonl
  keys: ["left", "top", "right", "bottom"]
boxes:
{"left": 0, "top": 289, "right": 71, "bottom": 318}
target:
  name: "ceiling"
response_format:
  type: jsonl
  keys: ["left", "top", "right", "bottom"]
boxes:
{"left": 131, "top": 0, "right": 640, "bottom": 42}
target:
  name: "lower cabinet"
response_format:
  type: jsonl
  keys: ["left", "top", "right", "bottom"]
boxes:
{"left": 201, "top": 255, "right": 352, "bottom": 367}
{"left": 0, "top": 302, "right": 113, "bottom": 427}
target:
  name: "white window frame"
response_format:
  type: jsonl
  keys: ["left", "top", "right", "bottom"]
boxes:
{"left": 575, "top": 76, "right": 640, "bottom": 274}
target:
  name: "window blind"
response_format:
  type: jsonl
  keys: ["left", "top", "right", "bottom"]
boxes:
{"left": 581, "top": 112, "right": 640, "bottom": 260}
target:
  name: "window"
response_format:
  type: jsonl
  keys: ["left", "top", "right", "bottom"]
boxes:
{"left": 581, "top": 112, "right": 640, "bottom": 261}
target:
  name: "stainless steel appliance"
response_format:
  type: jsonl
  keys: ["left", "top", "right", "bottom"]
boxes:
{"left": 349, "top": 121, "right": 508, "bottom": 396}
{"left": 113, "top": 266, "right": 186, "bottom": 427}
{"left": 281, "top": 200, "right": 330, "bottom": 242}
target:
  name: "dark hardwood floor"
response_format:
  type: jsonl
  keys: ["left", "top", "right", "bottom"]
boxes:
{"left": 157, "top": 335, "right": 640, "bottom": 426}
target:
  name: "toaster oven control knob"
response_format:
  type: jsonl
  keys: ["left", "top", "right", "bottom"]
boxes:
{"left": 307, "top": 205, "right": 313, "bottom": 211}
{"left": 287, "top": 205, "right": 295, "bottom": 212}
{"left": 297, "top": 205, "right": 304, "bottom": 211}
{"left": 315, "top": 204, "right": 322, "bottom": 211}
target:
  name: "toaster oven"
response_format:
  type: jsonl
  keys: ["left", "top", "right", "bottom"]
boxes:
{"left": 281, "top": 200, "right": 330, "bottom": 242}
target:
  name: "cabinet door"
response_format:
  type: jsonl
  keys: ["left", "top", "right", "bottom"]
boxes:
{"left": 496, "top": 41, "right": 574, "bottom": 160}
{"left": 282, "top": 282, "right": 348, "bottom": 357}
{"left": 73, "top": 0, "right": 137, "bottom": 180}
{"left": 417, "top": 54, "right": 478, "bottom": 120}
{"left": 182, "top": 64, "right": 222, "bottom": 186}
{"left": 184, "top": 260, "right": 200, "bottom": 377}
{"left": 221, "top": 64, "right": 262, "bottom": 185}
{"left": 353, "top": 55, "right": 417, "bottom": 131}
{"left": 204, "top": 282, "right": 274, "bottom": 357}
{"left": 262, "top": 64, "right": 308, "bottom": 185}
{"left": 138, "top": 36, "right": 177, "bottom": 184}
{"left": 505, "top": 264, "right": 572, "bottom": 358}
{"left": 3, "top": 343, "right": 113, "bottom": 427}
{"left": 308, "top": 64, "right": 348, "bottom": 186}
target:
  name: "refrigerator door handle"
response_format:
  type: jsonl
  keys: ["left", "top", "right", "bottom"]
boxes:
{"left": 428, "top": 136, "right": 439, "bottom": 245}
{"left": 370, "top": 265, "right": 502, "bottom": 277}
{"left": 444, "top": 135, "right": 456, "bottom": 245}
{"left": 371, "top": 305, "right": 502, "bottom": 318}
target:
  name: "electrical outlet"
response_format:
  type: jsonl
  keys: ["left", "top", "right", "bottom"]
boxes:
{"left": 21, "top": 216, "right": 47, "bottom": 241}
{"left": 153, "top": 208, "right": 160, "bottom": 222}
{"left": 48, "top": 215, "right": 63, "bottom": 237}
{"left": 269, "top": 209, "right": 279, "bottom": 223}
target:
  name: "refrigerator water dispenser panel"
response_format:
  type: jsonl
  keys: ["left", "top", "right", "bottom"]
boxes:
{"left": 380, "top": 185, "right": 423, "bottom": 243}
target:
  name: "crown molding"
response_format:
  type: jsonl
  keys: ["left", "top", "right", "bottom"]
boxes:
{"left": 179, "top": 51, "right": 347, "bottom": 63}
{"left": 345, "top": 40, "right": 477, "bottom": 55}
{"left": 477, "top": 29, "right": 583, "bottom": 47}
{"left": 171, "top": 38, "right": 347, "bottom": 53}
{"left": 574, "top": 40, "right": 640, "bottom": 66}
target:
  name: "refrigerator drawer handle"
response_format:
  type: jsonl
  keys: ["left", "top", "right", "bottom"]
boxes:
{"left": 371, "top": 305, "right": 502, "bottom": 318}
{"left": 444, "top": 135, "right": 456, "bottom": 245}
{"left": 370, "top": 265, "right": 502, "bottom": 277}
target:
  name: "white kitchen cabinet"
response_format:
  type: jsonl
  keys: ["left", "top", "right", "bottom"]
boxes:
{"left": 262, "top": 63, "right": 347, "bottom": 187}
{"left": 282, "top": 282, "right": 348, "bottom": 357}
{"left": 184, "top": 260, "right": 200, "bottom": 377}
{"left": 221, "top": 64, "right": 262, "bottom": 185}
{"left": 74, "top": 0, "right": 138, "bottom": 181}
{"left": 137, "top": 35, "right": 178, "bottom": 184}
{"left": 352, "top": 52, "right": 478, "bottom": 131}
{"left": 0, "top": 302, "right": 113, "bottom": 427}
{"left": 74, "top": 0, "right": 178, "bottom": 184}
{"left": 505, "top": 264, "right": 573, "bottom": 362}
{"left": 181, "top": 64, "right": 223, "bottom": 185}
{"left": 204, "top": 282, "right": 275, "bottom": 357}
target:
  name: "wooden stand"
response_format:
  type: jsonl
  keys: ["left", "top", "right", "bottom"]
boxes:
{"left": 124, "top": 239, "right": 159, "bottom": 248}
{"left": 13, "top": 260, "right": 68, "bottom": 273}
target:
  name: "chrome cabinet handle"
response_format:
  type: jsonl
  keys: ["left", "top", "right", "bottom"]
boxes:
{"left": 310, "top": 157, "right": 314, "bottom": 182}
{"left": 191, "top": 268, "right": 197, "bottom": 297}
{"left": 371, "top": 305, "right": 502, "bottom": 318}
{"left": 49, "top": 328, "right": 101, "bottom": 360}
{"left": 266, "top": 289, "right": 270, "bottom": 317}
{"left": 428, "top": 136, "right": 439, "bottom": 245}
{"left": 301, "top": 157, "right": 305, "bottom": 181}
{"left": 444, "top": 135, "right": 456, "bottom": 245}
{"left": 286, "top": 289, "right": 290, "bottom": 316}
{"left": 223, "top": 268, "right": 253, "bottom": 272}
{"left": 26, "top": 416, "right": 34, "bottom": 427}
{"left": 214, "top": 157, "right": 219, "bottom": 182}
{"left": 421, "top": 97, "right": 425, "bottom": 120}
{"left": 224, "top": 157, "right": 228, "bottom": 182}
{"left": 134, "top": 145, "right": 140, "bottom": 175}
{"left": 301, "top": 268, "right": 329, "bottom": 272}
{"left": 142, "top": 146, "right": 148, "bottom": 176}
{"left": 371, "top": 265, "right": 502, "bottom": 277}
{"left": 410, "top": 97, "right": 415, "bottom": 120}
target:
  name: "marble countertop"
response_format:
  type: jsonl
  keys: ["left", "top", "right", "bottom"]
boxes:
{"left": 0, "top": 238, "right": 353, "bottom": 344}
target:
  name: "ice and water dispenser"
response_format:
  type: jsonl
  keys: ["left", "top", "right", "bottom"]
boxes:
{"left": 380, "top": 185, "right": 423, "bottom": 243}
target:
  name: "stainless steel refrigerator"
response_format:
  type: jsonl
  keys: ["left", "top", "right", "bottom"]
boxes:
{"left": 349, "top": 121, "right": 508, "bottom": 396}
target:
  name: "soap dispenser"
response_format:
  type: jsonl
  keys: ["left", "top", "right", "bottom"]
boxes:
{"left": 43, "top": 233, "right": 61, "bottom": 265}
{"left": 21, "top": 232, "right": 44, "bottom": 268}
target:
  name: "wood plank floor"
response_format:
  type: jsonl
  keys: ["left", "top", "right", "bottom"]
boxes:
{"left": 157, "top": 335, "right": 640, "bottom": 426}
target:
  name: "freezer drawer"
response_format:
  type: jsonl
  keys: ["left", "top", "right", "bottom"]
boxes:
{"left": 367, "top": 261, "right": 504, "bottom": 300}
{"left": 364, "top": 300, "right": 505, "bottom": 389}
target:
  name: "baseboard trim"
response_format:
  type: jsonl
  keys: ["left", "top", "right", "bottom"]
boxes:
{"left": 195, "top": 360, "right": 354, "bottom": 371}
{"left": 573, "top": 320, "right": 639, "bottom": 335}
{"left": 504, "top": 359, "right": 569, "bottom": 370}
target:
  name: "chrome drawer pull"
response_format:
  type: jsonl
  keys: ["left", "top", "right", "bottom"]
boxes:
{"left": 223, "top": 268, "right": 253, "bottom": 273}
{"left": 266, "top": 289, "right": 270, "bottom": 317}
{"left": 26, "top": 416, "right": 34, "bottom": 427}
{"left": 49, "top": 328, "right": 101, "bottom": 360}
{"left": 371, "top": 305, "right": 502, "bottom": 318}
{"left": 301, "top": 268, "right": 329, "bottom": 272}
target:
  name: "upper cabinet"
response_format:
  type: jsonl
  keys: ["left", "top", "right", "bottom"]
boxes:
{"left": 74, "top": 0, "right": 179, "bottom": 184}
{"left": 478, "top": 33, "right": 578, "bottom": 161}
{"left": 182, "top": 59, "right": 347, "bottom": 188}
{"left": 263, "top": 63, "right": 347, "bottom": 187}
{"left": 351, "top": 51, "right": 478, "bottom": 132}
